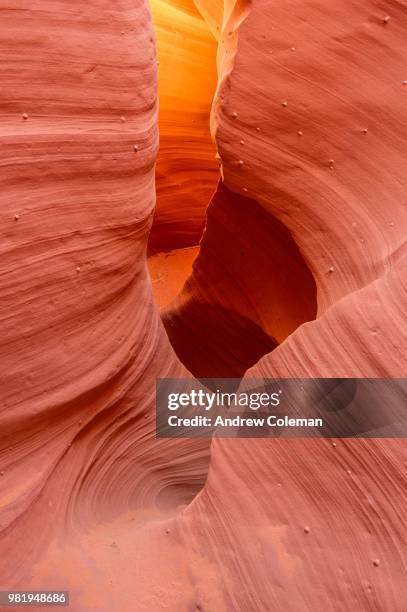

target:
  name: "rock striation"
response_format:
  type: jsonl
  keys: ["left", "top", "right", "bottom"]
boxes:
{"left": 0, "top": 0, "right": 406, "bottom": 610}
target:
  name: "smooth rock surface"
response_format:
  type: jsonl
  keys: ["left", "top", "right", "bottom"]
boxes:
{"left": 0, "top": 0, "right": 406, "bottom": 610}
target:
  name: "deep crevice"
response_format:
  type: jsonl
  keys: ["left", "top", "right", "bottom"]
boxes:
{"left": 161, "top": 182, "right": 317, "bottom": 379}
{"left": 148, "top": 2, "right": 317, "bottom": 380}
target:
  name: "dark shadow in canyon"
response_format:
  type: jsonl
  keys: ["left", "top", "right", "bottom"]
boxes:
{"left": 164, "top": 302, "right": 277, "bottom": 378}
{"left": 161, "top": 182, "right": 318, "bottom": 379}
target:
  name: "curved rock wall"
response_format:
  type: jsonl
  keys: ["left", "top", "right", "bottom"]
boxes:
{"left": 164, "top": 2, "right": 407, "bottom": 610}
{"left": 0, "top": 0, "right": 208, "bottom": 595}
{"left": 0, "top": 0, "right": 406, "bottom": 610}
{"left": 212, "top": 0, "right": 407, "bottom": 313}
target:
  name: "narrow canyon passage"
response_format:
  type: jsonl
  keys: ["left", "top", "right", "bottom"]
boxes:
{"left": 0, "top": 1, "right": 406, "bottom": 610}
{"left": 147, "top": 0, "right": 218, "bottom": 310}
{"left": 148, "top": 0, "right": 317, "bottom": 378}
{"left": 148, "top": 0, "right": 218, "bottom": 251}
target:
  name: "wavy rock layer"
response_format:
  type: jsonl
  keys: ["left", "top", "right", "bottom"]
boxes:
{"left": 0, "top": 0, "right": 208, "bottom": 599}
{"left": 211, "top": 0, "right": 407, "bottom": 312}
{"left": 161, "top": 1, "right": 407, "bottom": 610}
{"left": 0, "top": 0, "right": 406, "bottom": 611}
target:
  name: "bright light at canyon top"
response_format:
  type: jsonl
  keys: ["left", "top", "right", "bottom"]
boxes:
{"left": 149, "top": 0, "right": 220, "bottom": 253}
{"left": 148, "top": 0, "right": 223, "bottom": 306}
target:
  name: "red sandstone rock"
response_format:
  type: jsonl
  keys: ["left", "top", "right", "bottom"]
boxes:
{"left": 0, "top": 0, "right": 208, "bottom": 600}
{"left": 0, "top": 0, "right": 406, "bottom": 610}
{"left": 170, "top": 2, "right": 407, "bottom": 610}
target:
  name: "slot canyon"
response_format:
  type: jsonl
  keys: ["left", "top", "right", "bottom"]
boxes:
{"left": 0, "top": 1, "right": 406, "bottom": 611}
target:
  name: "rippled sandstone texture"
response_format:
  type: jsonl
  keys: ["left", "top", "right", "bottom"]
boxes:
{"left": 0, "top": 0, "right": 208, "bottom": 605}
{"left": 163, "top": 1, "right": 407, "bottom": 610}
{"left": 1, "top": 1, "right": 407, "bottom": 611}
